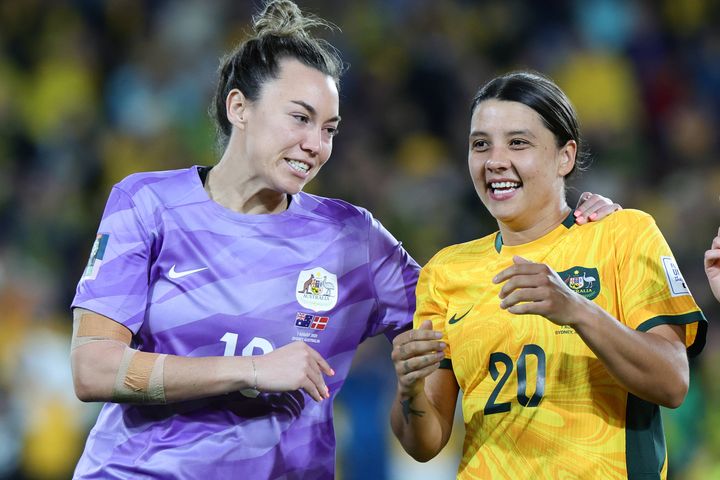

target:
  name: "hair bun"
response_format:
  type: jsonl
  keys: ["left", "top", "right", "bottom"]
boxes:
{"left": 253, "top": 0, "right": 335, "bottom": 39}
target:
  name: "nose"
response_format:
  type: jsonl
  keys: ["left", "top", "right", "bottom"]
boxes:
{"left": 484, "top": 153, "right": 510, "bottom": 171}
{"left": 300, "top": 128, "right": 323, "bottom": 157}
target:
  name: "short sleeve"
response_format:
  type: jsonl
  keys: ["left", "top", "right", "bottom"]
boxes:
{"left": 616, "top": 211, "right": 706, "bottom": 356}
{"left": 413, "top": 259, "right": 451, "bottom": 361}
{"left": 365, "top": 217, "right": 420, "bottom": 342}
{"left": 71, "top": 186, "right": 153, "bottom": 333}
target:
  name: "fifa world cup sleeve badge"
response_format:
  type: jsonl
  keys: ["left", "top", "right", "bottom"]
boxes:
{"left": 82, "top": 233, "right": 110, "bottom": 281}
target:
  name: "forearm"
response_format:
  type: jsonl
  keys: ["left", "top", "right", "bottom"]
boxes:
{"left": 72, "top": 340, "right": 254, "bottom": 404}
{"left": 573, "top": 302, "right": 689, "bottom": 408}
{"left": 390, "top": 389, "right": 451, "bottom": 462}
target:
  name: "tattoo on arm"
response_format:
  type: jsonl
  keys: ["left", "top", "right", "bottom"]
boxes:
{"left": 401, "top": 397, "right": 425, "bottom": 424}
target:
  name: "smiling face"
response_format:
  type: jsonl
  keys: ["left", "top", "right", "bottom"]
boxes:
{"left": 232, "top": 57, "right": 340, "bottom": 196}
{"left": 468, "top": 99, "right": 576, "bottom": 234}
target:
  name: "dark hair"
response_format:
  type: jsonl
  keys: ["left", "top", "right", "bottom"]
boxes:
{"left": 470, "top": 71, "right": 589, "bottom": 178}
{"left": 211, "top": 0, "right": 345, "bottom": 148}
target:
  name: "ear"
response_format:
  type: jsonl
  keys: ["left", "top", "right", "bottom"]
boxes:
{"left": 225, "top": 88, "right": 248, "bottom": 130}
{"left": 557, "top": 140, "right": 577, "bottom": 177}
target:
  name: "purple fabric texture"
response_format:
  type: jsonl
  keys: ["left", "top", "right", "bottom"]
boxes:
{"left": 72, "top": 166, "right": 419, "bottom": 479}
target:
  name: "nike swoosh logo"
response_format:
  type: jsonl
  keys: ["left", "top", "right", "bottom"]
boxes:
{"left": 168, "top": 265, "right": 208, "bottom": 279}
{"left": 448, "top": 307, "right": 473, "bottom": 325}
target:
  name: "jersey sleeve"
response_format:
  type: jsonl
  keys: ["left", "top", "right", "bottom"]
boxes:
{"left": 71, "top": 186, "right": 154, "bottom": 334}
{"left": 615, "top": 211, "right": 706, "bottom": 356}
{"left": 413, "top": 258, "right": 451, "bottom": 362}
{"left": 364, "top": 217, "right": 420, "bottom": 342}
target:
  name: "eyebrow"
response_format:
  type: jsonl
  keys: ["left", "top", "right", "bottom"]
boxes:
{"left": 469, "top": 129, "right": 536, "bottom": 138}
{"left": 291, "top": 100, "right": 341, "bottom": 123}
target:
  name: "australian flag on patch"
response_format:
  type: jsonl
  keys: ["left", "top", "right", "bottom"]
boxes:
{"left": 295, "top": 312, "right": 329, "bottom": 330}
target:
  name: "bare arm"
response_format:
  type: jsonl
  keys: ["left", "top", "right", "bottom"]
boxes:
{"left": 705, "top": 227, "right": 720, "bottom": 303}
{"left": 497, "top": 257, "right": 689, "bottom": 408}
{"left": 389, "top": 321, "right": 459, "bottom": 461}
{"left": 71, "top": 308, "right": 334, "bottom": 404}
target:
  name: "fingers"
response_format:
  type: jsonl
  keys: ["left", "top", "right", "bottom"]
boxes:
{"left": 493, "top": 258, "right": 544, "bottom": 284}
{"left": 392, "top": 321, "right": 445, "bottom": 396}
{"left": 392, "top": 335, "right": 445, "bottom": 359}
{"left": 307, "top": 346, "right": 335, "bottom": 377}
{"left": 711, "top": 234, "right": 720, "bottom": 250}
{"left": 499, "top": 286, "right": 543, "bottom": 310}
{"left": 303, "top": 366, "right": 330, "bottom": 402}
{"left": 705, "top": 249, "right": 720, "bottom": 270}
{"left": 398, "top": 360, "right": 443, "bottom": 388}
{"left": 498, "top": 274, "right": 542, "bottom": 299}
{"left": 417, "top": 319, "right": 433, "bottom": 331}
{"left": 574, "top": 192, "right": 621, "bottom": 224}
{"left": 303, "top": 345, "right": 333, "bottom": 400}
{"left": 513, "top": 255, "right": 532, "bottom": 265}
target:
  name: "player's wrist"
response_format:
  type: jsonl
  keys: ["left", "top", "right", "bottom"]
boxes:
{"left": 398, "top": 380, "right": 425, "bottom": 400}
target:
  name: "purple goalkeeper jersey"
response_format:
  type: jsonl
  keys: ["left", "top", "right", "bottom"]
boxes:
{"left": 72, "top": 166, "right": 419, "bottom": 479}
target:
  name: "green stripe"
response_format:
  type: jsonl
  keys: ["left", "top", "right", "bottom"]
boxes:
{"left": 494, "top": 210, "right": 575, "bottom": 253}
{"left": 625, "top": 394, "right": 665, "bottom": 479}
{"left": 636, "top": 310, "right": 707, "bottom": 358}
{"left": 439, "top": 358, "right": 453, "bottom": 370}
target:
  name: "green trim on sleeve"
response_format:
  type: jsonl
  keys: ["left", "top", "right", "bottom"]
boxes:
{"left": 636, "top": 310, "right": 707, "bottom": 358}
{"left": 439, "top": 358, "right": 453, "bottom": 370}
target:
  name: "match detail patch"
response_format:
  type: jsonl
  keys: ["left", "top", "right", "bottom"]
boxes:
{"left": 82, "top": 233, "right": 110, "bottom": 280}
{"left": 661, "top": 256, "right": 690, "bottom": 297}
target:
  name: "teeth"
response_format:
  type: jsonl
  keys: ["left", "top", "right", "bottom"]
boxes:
{"left": 287, "top": 159, "right": 310, "bottom": 173}
{"left": 491, "top": 181, "right": 520, "bottom": 190}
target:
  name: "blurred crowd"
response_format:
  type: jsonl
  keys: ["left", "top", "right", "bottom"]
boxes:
{"left": 0, "top": 0, "right": 718, "bottom": 478}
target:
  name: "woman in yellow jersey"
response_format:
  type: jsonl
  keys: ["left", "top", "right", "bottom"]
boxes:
{"left": 390, "top": 71, "right": 707, "bottom": 480}
{"left": 706, "top": 227, "right": 720, "bottom": 302}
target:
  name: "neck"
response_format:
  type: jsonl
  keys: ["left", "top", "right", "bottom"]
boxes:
{"left": 206, "top": 158, "right": 288, "bottom": 215}
{"left": 497, "top": 204, "right": 572, "bottom": 246}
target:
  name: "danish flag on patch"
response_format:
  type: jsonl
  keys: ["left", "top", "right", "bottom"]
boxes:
{"left": 310, "top": 316, "right": 329, "bottom": 330}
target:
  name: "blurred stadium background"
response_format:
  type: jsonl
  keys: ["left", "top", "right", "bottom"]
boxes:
{"left": 0, "top": 0, "right": 719, "bottom": 478}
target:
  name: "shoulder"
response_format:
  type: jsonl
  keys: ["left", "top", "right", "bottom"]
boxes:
{"left": 112, "top": 166, "right": 202, "bottom": 209}
{"left": 605, "top": 208, "right": 654, "bottom": 225}
{"left": 293, "top": 192, "right": 378, "bottom": 228}
{"left": 581, "top": 208, "right": 657, "bottom": 237}
{"left": 425, "top": 232, "right": 497, "bottom": 269}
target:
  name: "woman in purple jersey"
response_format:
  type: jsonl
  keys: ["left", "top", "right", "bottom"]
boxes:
{"left": 70, "top": 1, "right": 618, "bottom": 479}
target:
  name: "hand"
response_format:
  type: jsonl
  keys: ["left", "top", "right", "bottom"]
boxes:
{"left": 494, "top": 256, "right": 590, "bottom": 326}
{"left": 254, "top": 341, "right": 334, "bottom": 402}
{"left": 391, "top": 321, "right": 445, "bottom": 399}
{"left": 574, "top": 192, "right": 621, "bottom": 224}
{"left": 705, "top": 227, "right": 720, "bottom": 303}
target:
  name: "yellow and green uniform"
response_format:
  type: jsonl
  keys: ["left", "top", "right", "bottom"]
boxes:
{"left": 416, "top": 209, "right": 706, "bottom": 480}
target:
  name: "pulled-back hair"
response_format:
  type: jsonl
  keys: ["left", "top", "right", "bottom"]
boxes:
{"left": 471, "top": 71, "right": 590, "bottom": 178}
{"left": 211, "top": 0, "right": 345, "bottom": 148}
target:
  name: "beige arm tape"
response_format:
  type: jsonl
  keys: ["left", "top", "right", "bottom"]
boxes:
{"left": 72, "top": 308, "right": 167, "bottom": 404}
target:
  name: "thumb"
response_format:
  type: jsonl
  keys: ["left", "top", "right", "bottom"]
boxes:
{"left": 513, "top": 255, "right": 533, "bottom": 265}
{"left": 417, "top": 319, "right": 433, "bottom": 330}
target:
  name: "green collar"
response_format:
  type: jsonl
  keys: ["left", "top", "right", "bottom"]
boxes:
{"left": 494, "top": 209, "right": 576, "bottom": 253}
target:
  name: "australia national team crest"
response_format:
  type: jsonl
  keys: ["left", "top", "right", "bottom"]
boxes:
{"left": 295, "top": 267, "right": 338, "bottom": 312}
{"left": 558, "top": 266, "right": 600, "bottom": 300}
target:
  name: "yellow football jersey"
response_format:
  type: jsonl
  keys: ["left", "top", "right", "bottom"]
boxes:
{"left": 415, "top": 209, "right": 706, "bottom": 480}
